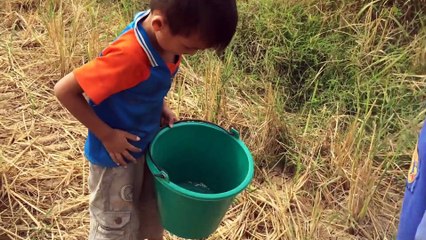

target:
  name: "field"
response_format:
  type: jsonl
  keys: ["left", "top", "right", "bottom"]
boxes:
{"left": 0, "top": 0, "right": 425, "bottom": 239}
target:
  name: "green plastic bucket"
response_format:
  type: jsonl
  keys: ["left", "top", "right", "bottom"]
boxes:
{"left": 146, "top": 120, "right": 254, "bottom": 239}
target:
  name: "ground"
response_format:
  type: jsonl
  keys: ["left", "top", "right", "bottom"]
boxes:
{"left": 1, "top": 0, "right": 425, "bottom": 239}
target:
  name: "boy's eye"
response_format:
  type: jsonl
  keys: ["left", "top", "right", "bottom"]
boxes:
{"left": 184, "top": 45, "right": 193, "bottom": 50}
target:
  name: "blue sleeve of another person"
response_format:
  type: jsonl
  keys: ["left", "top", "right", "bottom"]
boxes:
{"left": 398, "top": 123, "right": 426, "bottom": 240}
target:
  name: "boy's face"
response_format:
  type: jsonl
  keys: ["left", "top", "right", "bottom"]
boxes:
{"left": 152, "top": 14, "right": 209, "bottom": 55}
{"left": 158, "top": 28, "right": 209, "bottom": 55}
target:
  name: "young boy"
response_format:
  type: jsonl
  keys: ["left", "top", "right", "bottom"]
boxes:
{"left": 398, "top": 123, "right": 426, "bottom": 240}
{"left": 54, "top": 0, "right": 238, "bottom": 239}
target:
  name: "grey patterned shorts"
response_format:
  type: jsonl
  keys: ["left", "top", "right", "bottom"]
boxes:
{"left": 88, "top": 156, "right": 163, "bottom": 240}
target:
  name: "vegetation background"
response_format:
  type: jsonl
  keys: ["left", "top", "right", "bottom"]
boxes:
{"left": 0, "top": 0, "right": 425, "bottom": 239}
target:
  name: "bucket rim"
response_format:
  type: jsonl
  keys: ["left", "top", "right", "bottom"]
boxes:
{"left": 147, "top": 121, "right": 254, "bottom": 200}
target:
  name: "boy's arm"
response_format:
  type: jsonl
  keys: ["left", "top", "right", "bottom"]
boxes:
{"left": 54, "top": 72, "right": 141, "bottom": 166}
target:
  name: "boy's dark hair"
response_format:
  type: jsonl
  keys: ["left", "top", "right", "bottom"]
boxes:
{"left": 150, "top": 0, "right": 238, "bottom": 51}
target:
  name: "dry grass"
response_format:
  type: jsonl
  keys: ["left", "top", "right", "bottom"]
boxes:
{"left": 1, "top": 0, "right": 425, "bottom": 239}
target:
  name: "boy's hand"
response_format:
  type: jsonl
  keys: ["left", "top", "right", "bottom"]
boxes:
{"left": 161, "top": 104, "right": 178, "bottom": 127}
{"left": 101, "top": 129, "right": 142, "bottom": 167}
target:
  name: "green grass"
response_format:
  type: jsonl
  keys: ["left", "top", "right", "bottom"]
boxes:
{"left": 181, "top": 0, "right": 425, "bottom": 238}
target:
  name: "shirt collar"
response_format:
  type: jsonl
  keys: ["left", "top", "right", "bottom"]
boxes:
{"left": 133, "top": 10, "right": 160, "bottom": 67}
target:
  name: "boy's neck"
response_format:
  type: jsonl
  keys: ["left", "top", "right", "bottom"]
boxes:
{"left": 142, "top": 13, "right": 177, "bottom": 64}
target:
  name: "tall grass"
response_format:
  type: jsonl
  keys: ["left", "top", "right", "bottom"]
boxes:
{"left": 0, "top": 0, "right": 425, "bottom": 239}
{"left": 181, "top": 0, "right": 426, "bottom": 238}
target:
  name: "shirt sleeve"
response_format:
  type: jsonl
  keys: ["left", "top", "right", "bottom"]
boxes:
{"left": 73, "top": 35, "right": 150, "bottom": 105}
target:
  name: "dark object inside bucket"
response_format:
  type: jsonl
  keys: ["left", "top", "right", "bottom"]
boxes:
{"left": 177, "top": 181, "right": 214, "bottom": 194}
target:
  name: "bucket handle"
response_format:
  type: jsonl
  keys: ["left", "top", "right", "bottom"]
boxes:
{"left": 173, "top": 119, "right": 240, "bottom": 139}
{"left": 148, "top": 119, "right": 240, "bottom": 182}
{"left": 147, "top": 147, "right": 170, "bottom": 182}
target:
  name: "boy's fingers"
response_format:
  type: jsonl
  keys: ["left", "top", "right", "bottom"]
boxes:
{"left": 122, "top": 151, "right": 137, "bottom": 163}
{"left": 124, "top": 132, "right": 140, "bottom": 141}
{"left": 109, "top": 153, "right": 120, "bottom": 166}
{"left": 115, "top": 153, "right": 127, "bottom": 167}
{"left": 168, "top": 117, "right": 177, "bottom": 128}
{"left": 127, "top": 144, "right": 142, "bottom": 153}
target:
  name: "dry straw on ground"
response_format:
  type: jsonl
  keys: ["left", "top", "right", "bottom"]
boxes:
{"left": 1, "top": 0, "right": 423, "bottom": 239}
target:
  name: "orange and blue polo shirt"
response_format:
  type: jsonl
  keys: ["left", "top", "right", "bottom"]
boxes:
{"left": 74, "top": 10, "right": 180, "bottom": 167}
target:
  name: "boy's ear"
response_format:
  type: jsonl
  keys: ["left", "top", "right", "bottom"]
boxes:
{"left": 152, "top": 15, "right": 165, "bottom": 32}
